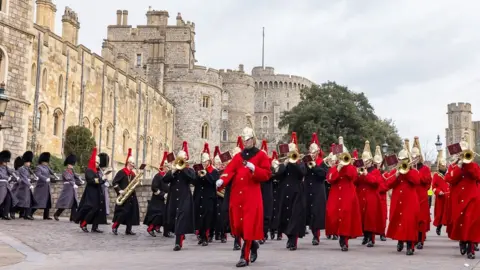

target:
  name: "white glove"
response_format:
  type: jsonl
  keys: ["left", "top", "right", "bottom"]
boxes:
{"left": 457, "top": 160, "right": 463, "bottom": 168}
{"left": 439, "top": 191, "right": 444, "bottom": 196}
{"left": 29, "top": 185, "right": 34, "bottom": 190}
{"left": 216, "top": 179, "right": 223, "bottom": 188}
{"left": 154, "top": 190, "right": 161, "bottom": 195}
{"left": 73, "top": 184, "right": 78, "bottom": 189}
{"left": 80, "top": 180, "right": 85, "bottom": 185}
{"left": 164, "top": 193, "right": 168, "bottom": 200}
{"left": 104, "top": 181, "right": 110, "bottom": 187}
{"left": 395, "top": 170, "right": 400, "bottom": 177}
{"left": 46, "top": 178, "right": 51, "bottom": 183}
{"left": 8, "top": 176, "right": 12, "bottom": 181}
{"left": 119, "top": 190, "right": 125, "bottom": 194}
{"left": 245, "top": 162, "right": 255, "bottom": 172}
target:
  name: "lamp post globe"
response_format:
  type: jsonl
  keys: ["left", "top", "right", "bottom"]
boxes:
{"left": 435, "top": 135, "right": 442, "bottom": 152}
{"left": 382, "top": 141, "right": 388, "bottom": 154}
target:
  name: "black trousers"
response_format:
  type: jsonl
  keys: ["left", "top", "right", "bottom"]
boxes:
{"left": 31, "top": 208, "right": 50, "bottom": 219}
{"left": 0, "top": 192, "right": 12, "bottom": 217}
{"left": 54, "top": 204, "right": 78, "bottom": 221}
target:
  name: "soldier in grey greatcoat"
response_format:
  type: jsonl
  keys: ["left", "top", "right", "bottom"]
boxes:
{"left": 32, "top": 152, "right": 56, "bottom": 220}
{"left": 11, "top": 151, "right": 36, "bottom": 220}
{"left": 0, "top": 150, "right": 18, "bottom": 220}
{"left": 54, "top": 154, "right": 84, "bottom": 221}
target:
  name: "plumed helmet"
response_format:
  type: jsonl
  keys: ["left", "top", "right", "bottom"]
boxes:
{"left": 38, "top": 152, "right": 51, "bottom": 163}
{"left": 338, "top": 136, "right": 348, "bottom": 153}
{"left": 14, "top": 156, "right": 24, "bottom": 170}
{"left": 125, "top": 148, "right": 134, "bottom": 166}
{"left": 0, "top": 150, "right": 11, "bottom": 163}
{"left": 201, "top": 142, "right": 211, "bottom": 163}
{"left": 361, "top": 140, "right": 373, "bottom": 161}
{"left": 242, "top": 114, "right": 255, "bottom": 141}
{"left": 22, "top": 151, "right": 34, "bottom": 163}
{"left": 309, "top": 133, "right": 320, "bottom": 154}
{"left": 411, "top": 136, "right": 424, "bottom": 163}
{"left": 64, "top": 154, "right": 77, "bottom": 166}
{"left": 373, "top": 146, "right": 383, "bottom": 164}
{"left": 288, "top": 132, "right": 298, "bottom": 152}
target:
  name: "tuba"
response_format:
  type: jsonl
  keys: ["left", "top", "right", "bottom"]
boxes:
{"left": 116, "top": 169, "right": 144, "bottom": 206}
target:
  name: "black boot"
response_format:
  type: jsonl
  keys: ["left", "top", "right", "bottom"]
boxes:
{"left": 312, "top": 229, "right": 319, "bottom": 245}
{"left": 467, "top": 242, "right": 476, "bottom": 259}
{"left": 436, "top": 225, "right": 442, "bottom": 236}
{"left": 366, "top": 232, "right": 374, "bottom": 247}
{"left": 340, "top": 236, "right": 348, "bottom": 251}
{"left": 236, "top": 243, "right": 249, "bottom": 267}
{"left": 92, "top": 224, "right": 103, "bottom": 233}
{"left": 270, "top": 230, "right": 275, "bottom": 240}
{"left": 173, "top": 235, "right": 182, "bottom": 251}
{"left": 43, "top": 209, "right": 52, "bottom": 220}
{"left": 361, "top": 232, "right": 368, "bottom": 245}
{"left": 475, "top": 243, "right": 479, "bottom": 252}
{"left": 332, "top": 235, "right": 338, "bottom": 240}
{"left": 380, "top": 235, "right": 387, "bottom": 241}
{"left": 397, "top": 241, "right": 404, "bottom": 252}
{"left": 289, "top": 236, "right": 297, "bottom": 251}
{"left": 251, "top": 241, "right": 259, "bottom": 263}
{"left": 460, "top": 241, "right": 467, "bottom": 255}
{"left": 9, "top": 212, "right": 15, "bottom": 220}
{"left": 406, "top": 241, "right": 414, "bottom": 256}
{"left": 416, "top": 232, "right": 424, "bottom": 249}
{"left": 233, "top": 237, "right": 241, "bottom": 250}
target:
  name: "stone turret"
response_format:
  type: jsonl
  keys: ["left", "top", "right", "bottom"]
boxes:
{"left": 61, "top": 7, "right": 80, "bottom": 45}
{"left": 146, "top": 9, "right": 169, "bottom": 26}
{"left": 36, "top": 0, "right": 57, "bottom": 31}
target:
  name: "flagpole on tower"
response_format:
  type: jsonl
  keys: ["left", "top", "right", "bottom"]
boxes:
{"left": 262, "top": 27, "right": 265, "bottom": 68}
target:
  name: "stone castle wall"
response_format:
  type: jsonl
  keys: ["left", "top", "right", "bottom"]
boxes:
{"left": 252, "top": 66, "right": 313, "bottom": 153}
{"left": 25, "top": 3, "right": 175, "bottom": 178}
{"left": 219, "top": 65, "right": 255, "bottom": 152}
{"left": 0, "top": 0, "right": 36, "bottom": 158}
{"left": 445, "top": 102, "right": 476, "bottom": 155}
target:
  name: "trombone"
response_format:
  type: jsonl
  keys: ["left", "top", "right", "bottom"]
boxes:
{"left": 278, "top": 151, "right": 304, "bottom": 163}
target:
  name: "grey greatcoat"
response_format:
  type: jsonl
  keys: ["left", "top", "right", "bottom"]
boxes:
{"left": 55, "top": 169, "right": 83, "bottom": 209}
{"left": 11, "top": 166, "right": 35, "bottom": 208}
{"left": 0, "top": 166, "right": 18, "bottom": 207}
{"left": 33, "top": 165, "right": 53, "bottom": 209}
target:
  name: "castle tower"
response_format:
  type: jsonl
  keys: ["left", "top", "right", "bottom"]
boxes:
{"left": 146, "top": 9, "right": 169, "bottom": 26}
{"left": 219, "top": 64, "right": 255, "bottom": 151}
{"left": 35, "top": 0, "right": 57, "bottom": 31}
{"left": 251, "top": 66, "right": 313, "bottom": 151}
{"left": 446, "top": 102, "right": 476, "bottom": 155}
{"left": 61, "top": 7, "right": 80, "bottom": 45}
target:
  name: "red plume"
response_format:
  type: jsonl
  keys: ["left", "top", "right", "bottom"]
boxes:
{"left": 202, "top": 142, "right": 210, "bottom": 156}
{"left": 88, "top": 147, "right": 98, "bottom": 173}
{"left": 182, "top": 141, "right": 189, "bottom": 160}
{"left": 271, "top": 150, "right": 278, "bottom": 160}
{"left": 159, "top": 151, "right": 168, "bottom": 168}
{"left": 236, "top": 136, "right": 244, "bottom": 150}
{"left": 353, "top": 149, "right": 358, "bottom": 159}
{"left": 311, "top": 133, "right": 319, "bottom": 145}
{"left": 213, "top": 146, "right": 221, "bottom": 157}
{"left": 291, "top": 132, "right": 298, "bottom": 147}
{"left": 125, "top": 148, "right": 132, "bottom": 167}
{"left": 261, "top": 139, "right": 268, "bottom": 152}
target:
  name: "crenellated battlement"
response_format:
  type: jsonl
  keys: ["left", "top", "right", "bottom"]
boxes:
{"left": 447, "top": 102, "right": 472, "bottom": 113}
{"left": 220, "top": 64, "right": 254, "bottom": 85}
{"left": 164, "top": 65, "right": 223, "bottom": 88}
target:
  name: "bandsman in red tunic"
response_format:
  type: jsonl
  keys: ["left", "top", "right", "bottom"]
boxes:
{"left": 325, "top": 136, "right": 362, "bottom": 251}
{"left": 432, "top": 149, "right": 449, "bottom": 236}
{"left": 383, "top": 144, "right": 420, "bottom": 256}
{"left": 356, "top": 141, "right": 384, "bottom": 247}
{"left": 216, "top": 115, "right": 271, "bottom": 267}
{"left": 324, "top": 144, "right": 338, "bottom": 241}
{"left": 410, "top": 137, "right": 432, "bottom": 249}
{"left": 445, "top": 139, "right": 480, "bottom": 259}
{"left": 373, "top": 145, "right": 387, "bottom": 241}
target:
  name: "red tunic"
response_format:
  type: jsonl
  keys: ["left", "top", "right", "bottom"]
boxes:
{"left": 432, "top": 172, "right": 449, "bottom": 227}
{"left": 378, "top": 171, "right": 388, "bottom": 233}
{"left": 218, "top": 150, "right": 271, "bottom": 240}
{"left": 325, "top": 164, "right": 363, "bottom": 238}
{"left": 356, "top": 168, "right": 384, "bottom": 235}
{"left": 385, "top": 168, "right": 420, "bottom": 242}
{"left": 416, "top": 165, "right": 432, "bottom": 237}
{"left": 445, "top": 162, "right": 480, "bottom": 242}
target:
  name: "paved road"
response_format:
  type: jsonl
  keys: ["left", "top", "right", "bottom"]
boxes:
{"left": 0, "top": 217, "right": 479, "bottom": 270}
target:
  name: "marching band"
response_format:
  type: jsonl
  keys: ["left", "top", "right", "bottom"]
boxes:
{"left": 1, "top": 116, "right": 480, "bottom": 267}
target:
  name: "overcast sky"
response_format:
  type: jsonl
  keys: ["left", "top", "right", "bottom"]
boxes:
{"left": 51, "top": 0, "right": 480, "bottom": 159}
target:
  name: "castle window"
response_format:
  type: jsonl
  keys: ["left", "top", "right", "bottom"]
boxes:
{"left": 82, "top": 117, "right": 90, "bottom": 129}
{"left": 109, "top": 92, "right": 113, "bottom": 111}
{"left": 0, "top": 0, "right": 6, "bottom": 13}
{"left": 57, "top": 75, "right": 63, "bottom": 97}
{"left": 264, "top": 91, "right": 266, "bottom": 98}
{"left": 93, "top": 119, "right": 100, "bottom": 143}
{"left": 31, "top": 63, "right": 36, "bottom": 86}
{"left": 0, "top": 49, "right": 6, "bottom": 85}
{"left": 287, "top": 92, "right": 289, "bottom": 98}
{"left": 106, "top": 124, "right": 113, "bottom": 148}
{"left": 264, "top": 101, "right": 267, "bottom": 110}
{"left": 41, "top": 68, "right": 47, "bottom": 91}
{"left": 274, "top": 81, "right": 278, "bottom": 88}
{"left": 222, "top": 130, "right": 228, "bottom": 142}
{"left": 222, "top": 90, "right": 229, "bottom": 101}
{"left": 201, "top": 122, "right": 209, "bottom": 139}
{"left": 262, "top": 116, "right": 268, "bottom": 128}
{"left": 202, "top": 96, "right": 210, "bottom": 108}
{"left": 53, "top": 109, "right": 63, "bottom": 136}
{"left": 287, "top": 103, "right": 290, "bottom": 110}
{"left": 222, "top": 109, "right": 228, "bottom": 120}
{"left": 136, "top": 54, "right": 142, "bottom": 67}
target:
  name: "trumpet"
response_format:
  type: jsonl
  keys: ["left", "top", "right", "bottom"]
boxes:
{"left": 456, "top": 149, "right": 477, "bottom": 164}
{"left": 307, "top": 160, "right": 316, "bottom": 169}
{"left": 338, "top": 152, "right": 352, "bottom": 166}
{"left": 174, "top": 156, "right": 188, "bottom": 170}
{"left": 358, "top": 167, "right": 366, "bottom": 174}
{"left": 398, "top": 160, "right": 412, "bottom": 174}
{"left": 279, "top": 151, "right": 304, "bottom": 163}
{"left": 198, "top": 169, "right": 207, "bottom": 177}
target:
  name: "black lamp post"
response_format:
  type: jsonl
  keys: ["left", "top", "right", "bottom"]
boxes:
{"left": 381, "top": 141, "right": 389, "bottom": 155}
{"left": 435, "top": 135, "right": 442, "bottom": 152}
{"left": 0, "top": 83, "right": 12, "bottom": 130}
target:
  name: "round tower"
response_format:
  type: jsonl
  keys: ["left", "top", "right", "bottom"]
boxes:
{"left": 446, "top": 102, "right": 475, "bottom": 153}
{"left": 219, "top": 64, "right": 255, "bottom": 151}
{"left": 251, "top": 66, "right": 314, "bottom": 152}
{"left": 163, "top": 65, "right": 223, "bottom": 161}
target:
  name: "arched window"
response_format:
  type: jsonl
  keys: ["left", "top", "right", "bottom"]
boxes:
{"left": 82, "top": 117, "right": 90, "bottom": 129}
{"left": 264, "top": 101, "right": 267, "bottom": 110}
{"left": 0, "top": 0, "right": 7, "bottom": 12}
{"left": 222, "top": 90, "right": 229, "bottom": 101}
{"left": 53, "top": 109, "right": 63, "bottom": 136}
{"left": 262, "top": 116, "right": 268, "bottom": 128}
{"left": 41, "top": 68, "right": 47, "bottom": 91}
{"left": 274, "top": 81, "right": 278, "bottom": 88}
{"left": 37, "top": 104, "right": 48, "bottom": 133}
{"left": 269, "top": 81, "right": 273, "bottom": 88}
{"left": 123, "top": 130, "right": 129, "bottom": 154}
{"left": 222, "top": 109, "right": 228, "bottom": 120}
{"left": 31, "top": 63, "right": 36, "bottom": 86}
{"left": 0, "top": 48, "right": 7, "bottom": 85}
{"left": 57, "top": 75, "right": 63, "bottom": 97}
{"left": 201, "top": 122, "right": 209, "bottom": 139}
{"left": 287, "top": 102, "right": 290, "bottom": 110}
{"left": 109, "top": 92, "right": 113, "bottom": 111}
{"left": 222, "top": 130, "right": 228, "bottom": 142}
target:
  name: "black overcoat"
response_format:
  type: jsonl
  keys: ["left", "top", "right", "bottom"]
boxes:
{"left": 192, "top": 167, "right": 219, "bottom": 232}
{"left": 143, "top": 172, "right": 169, "bottom": 226}
{"left": 75, "top": 168, "right": 107, "bottom": 225}
{"left": 112, "top": 169, "right": 140, "bottom": 226}
{"left": 304, "top": 161, "right": 328, "bottom": 230}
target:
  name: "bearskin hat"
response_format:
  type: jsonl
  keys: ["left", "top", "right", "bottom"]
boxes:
{"left": 38, "top": 152, "right": 51, "bottom": 163}
{"left": 64, "top": 154, "right": 77, "bottom": 166}
{"left": 22, "top": 151, "right": 34, "bottom": 163}
{"left": 0, "top": 150, "right": 11, "bottom": 163}
{"left": 14, "top": 157, "right": 24, "bottom": 170}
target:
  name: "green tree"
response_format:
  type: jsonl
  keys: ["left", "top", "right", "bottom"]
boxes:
{"left": 32, "top": 155, "right": 65, "bottom": 172}
{"left": 63, "top": 126, "right": 96, "bottom": 171}
{"left": 279, "top": 81, "right": 403, "bottom": 155}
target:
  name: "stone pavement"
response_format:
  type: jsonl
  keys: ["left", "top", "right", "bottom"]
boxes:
{"left": 0, "top": 217, "right": 479, "bottom": 270}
